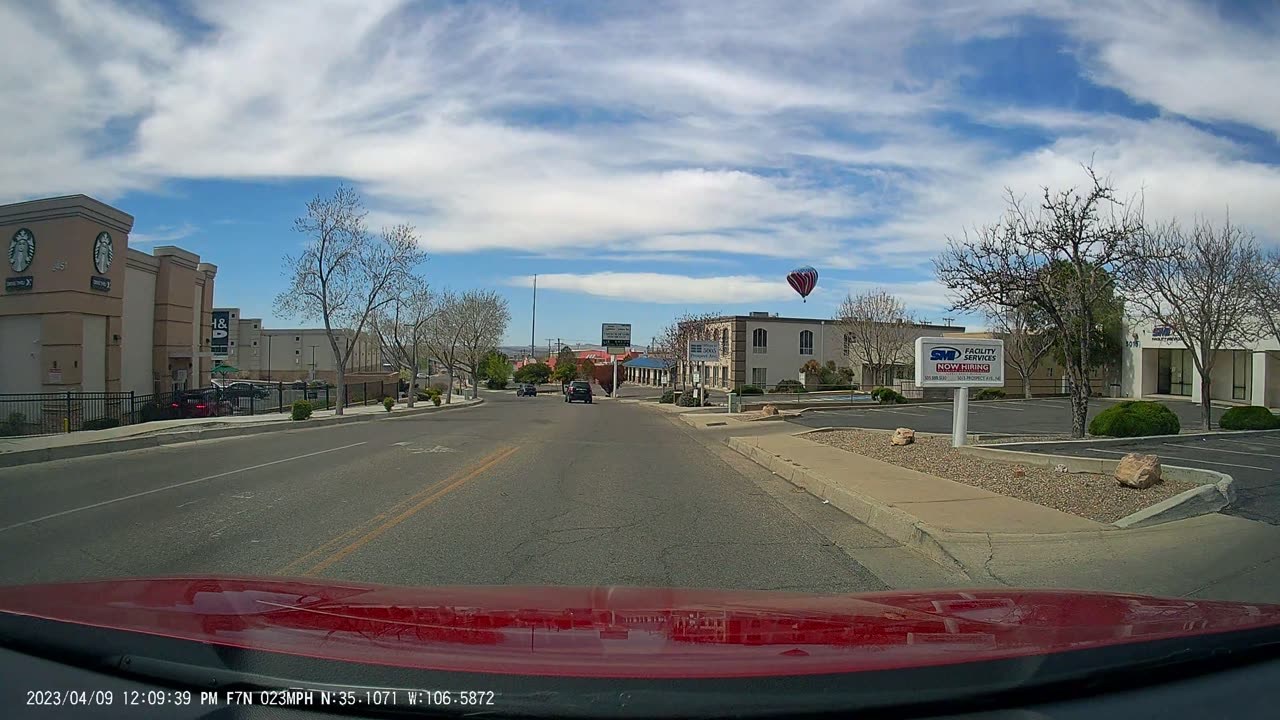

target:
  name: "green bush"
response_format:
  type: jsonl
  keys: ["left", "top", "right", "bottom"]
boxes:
{"left": 973, "top": 388, "right": 1006, "bottom": 400}
{"left": 291, "top": 400, "right": 313, "bottom": 421}
{"left": 877, "top": 389, "right": 905, "bottom": 405}
{"left": 1088, "top": 401, "right": 1180, "bottom": 437}
{"left": 1219, "top": 406, "right": 1280, "bottom": 431}
{"left": 870, "top": 386, "right": 889, "bottom": 400}
{"left": 485, "top": 378, "right": 508, "bottom": 390}
{"left": 383, "top": 396, "right": 395, "bottom": 412}
{"left": 771, "top": 379, "right": 806, "bottom": 393}
{"left": 677, "top": 391, "right": 702, "bottom": 407}
{"left": 1, "top": 411, "right": 27, "bottom": 436}
{"left": 81, "top": 417, "right": 121, "bottom": 431}
{"left": 659, "top": 389, "right": 675, "bottom": 404}
{"left": 738, "top": 385, "right": 764, "bottom": 395}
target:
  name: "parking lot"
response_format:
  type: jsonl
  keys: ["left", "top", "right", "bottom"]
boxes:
{"left": 788, "top": 397, "right": 1230, "bottom": 438}
{"left": 993, "top": 433, "right": 1280, "bottom": 525}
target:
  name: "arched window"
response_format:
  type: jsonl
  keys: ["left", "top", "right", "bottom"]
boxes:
{"left": 799, "top": 330, "right": 814, "bottom": 355}
{"left": 752, "top": 328, "right": 768, "bottom": 353}
{"left": 720, "top": 328, "right": 729, "bottom": 354}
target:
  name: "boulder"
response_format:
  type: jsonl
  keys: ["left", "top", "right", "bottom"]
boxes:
{"left": 891, "top": 427, "right": 915, "bottom": 446}
{"left": 760, "top": 404, "right": 779, "bottom": 417}
{"left": 1115, "top": 453, "right": 1162, "bottom": 489}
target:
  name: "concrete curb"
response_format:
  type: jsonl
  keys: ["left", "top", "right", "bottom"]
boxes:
{"left": 0, "top": 399, "right": 484, "bottom": 468}
{"left": 956, "top": 444, "right": 1236, "bottom": 529}
{"left": 987, "top": 428, "right": 1280, "bottom": 446}
{"left": 725, "top": 435, "right": 972, "bottom": 577}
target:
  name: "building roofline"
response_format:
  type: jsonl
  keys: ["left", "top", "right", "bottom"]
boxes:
{"left": 692, "top": 314, "right": 965, "bottom": 331}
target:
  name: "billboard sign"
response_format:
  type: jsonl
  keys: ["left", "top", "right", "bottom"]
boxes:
{"left": 602, "top": 323, "right": 631, "bottom": 346}
{"left": 687, "top": 340, "right": 720, "bottom": 363}
{"left": 211, "top": 310, "right": 231, "bottom": 358}
{"left": 914, "top": 337, "right": 1005, "bottom": 387}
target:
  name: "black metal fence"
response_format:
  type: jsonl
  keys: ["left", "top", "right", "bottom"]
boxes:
{"left": 0, "top": 380, "right": 397, "bottom": 437}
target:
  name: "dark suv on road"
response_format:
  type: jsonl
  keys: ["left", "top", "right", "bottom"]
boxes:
{"left": 565, "top": 380, "right": 593, "bottom": 403}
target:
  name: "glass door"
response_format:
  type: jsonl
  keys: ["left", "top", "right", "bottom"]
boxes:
{"left": 1157, "top": 349, "right": 1172, "bottom": 395}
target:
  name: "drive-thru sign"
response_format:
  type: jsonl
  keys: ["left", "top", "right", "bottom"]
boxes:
{"left": 914, "top": 337, "right": 1005, "bottom": 447}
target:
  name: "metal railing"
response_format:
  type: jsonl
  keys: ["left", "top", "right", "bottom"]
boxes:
{"left": 0, "top": 380, "right": 396, "bottom": 437}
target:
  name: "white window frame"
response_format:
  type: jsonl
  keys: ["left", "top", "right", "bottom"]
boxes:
{"left": 751, "top": 367, "right": 767, "bottom": 386}
{"left": 799, "top": 330, "right": 814, "bottom": 355}
{"left": 752, "top": 328, "right": 768, "bottom": 354}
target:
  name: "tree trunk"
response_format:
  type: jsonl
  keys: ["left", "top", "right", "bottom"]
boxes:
{"left": 335, "top": 367, "right": 345, "bottom": 416}
{"left": 1022, "top": 373, "right": 1033, "bottom": 399}
{"left": 406, "top": 364, "right": 417, "bottom": 407}
{"left": 1200, "top": 376, "right": 1213, "bottom": 430}
{"left": 1067, "top": 372, "right": 1090, "bottom": 438}
{"left": 446, "top": 370, "right": 454, "bottom": 404}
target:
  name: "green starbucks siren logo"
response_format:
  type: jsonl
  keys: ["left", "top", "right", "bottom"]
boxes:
{"left": 9, "top": 228, "right": 35, "bottom": 273}
{"left": 93, "top": 231, "right": 113, "bottom": 274}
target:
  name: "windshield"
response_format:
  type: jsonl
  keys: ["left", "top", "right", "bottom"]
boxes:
{"left": 2, "top": 0, "right": 1280, "bottom": 716}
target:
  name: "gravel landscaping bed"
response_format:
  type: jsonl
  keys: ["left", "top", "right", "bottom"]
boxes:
{"left": 807, "top": 428, "right": 1200, "bottom": 524}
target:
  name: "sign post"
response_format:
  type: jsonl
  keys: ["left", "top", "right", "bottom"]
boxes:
{"left": 602, "top": 323, "right": 632, "bottom": 398}
{"left": 914, "top": 337, "right": 1005, "bottom": 447}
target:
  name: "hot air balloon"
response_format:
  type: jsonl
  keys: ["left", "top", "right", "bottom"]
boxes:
{"left": 786, "top": 266, "right": 818, "bottom": 302}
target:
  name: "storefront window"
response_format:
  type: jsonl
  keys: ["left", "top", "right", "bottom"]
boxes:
{"left": 1233, "top": 350, "right": 1249, "bottom": 401}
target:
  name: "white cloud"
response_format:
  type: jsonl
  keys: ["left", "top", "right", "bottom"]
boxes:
{"left": 510, "top": 272, "right": 794, "bottom": 304}
{"left": 129, "top": 222, "right": 198, "bottom": 245}
{"left": 2, "top": 0, "right": 1279, "bottom": 276}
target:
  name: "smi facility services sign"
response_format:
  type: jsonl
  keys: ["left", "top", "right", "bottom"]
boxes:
{"left": 914, "top": 337, "right": 1005, "bottom": 388}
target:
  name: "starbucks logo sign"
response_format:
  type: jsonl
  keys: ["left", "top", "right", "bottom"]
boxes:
{"left": 9, "top": 228, "right": 34, "bottom": 273}
{"left": 93, "top": 231, "right": 113, "bottom": 274}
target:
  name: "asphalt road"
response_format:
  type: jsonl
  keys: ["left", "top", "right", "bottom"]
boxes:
{"left": 789, "top": 397, "right": 1231, "bottom": 437}
{"left": 0, "top": 391, "right": 956, "bottom": 592}
{"left": 991, "top": 432, "right": 1280, "bottom": 525}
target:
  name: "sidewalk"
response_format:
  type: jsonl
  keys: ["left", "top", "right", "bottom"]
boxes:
{"left": 0, "top": 394, "right": 480, "bottom": 468}
{"left": 720, "top": 428, "right": 1280, "bottom": 602}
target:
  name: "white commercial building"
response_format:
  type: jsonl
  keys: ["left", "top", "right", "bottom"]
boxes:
{"left": 1119, "top": 319, "right": 1280, "bottom": 409}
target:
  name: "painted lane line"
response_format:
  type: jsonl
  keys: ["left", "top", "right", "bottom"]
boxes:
{"left": 1216, "top": 437, "right": 1280, "bottom": 450}
{"left": 1163, "top": 442, "right": 1280, "bottom": 460}
{"left": 303, "top": 445, "right": 520, "bottom": 576}
{"left": 275, "top": 445, "right": 519, "bottom": 575}
{"left": 1084, "top": 447, "right": 1271, "bottom": 471}
{"left": 974, "top": 403, "right": 1026, "bottom": 412}
{"left": 0, "top": 442, "right": 368, "bottom": 534}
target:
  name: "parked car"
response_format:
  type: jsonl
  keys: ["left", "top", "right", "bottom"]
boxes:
{"left": 171, "top": 389, "right": 233, "bottom": 418}
{"left": 222, "top": 382, "right": 271, "bottom": 400}
{"left": 565, "top": 380, "right": 593, "bottom": 403}
{"left": 516, "top": 383, "right": 538, "bottom": 397}
{"left": 291, "top": 380, "right": 307, "bottom": 390}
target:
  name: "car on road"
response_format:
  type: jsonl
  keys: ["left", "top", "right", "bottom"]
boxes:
{"left": 170, "top": 389, "right": 234, "bottom": 418}
{"left": 565, "top": 380, "right": 593, "bottom": 403}
{"left": 516, "top": 383, "right": 538, "bottom": 396}
{"left": 222, "top": 381, "right": 270, "bottom": 400}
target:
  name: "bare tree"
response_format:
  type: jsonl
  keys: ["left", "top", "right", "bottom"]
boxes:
{"left": 422, "top": 290, "right": 465, "bottom": 404}
{"left": 455, "top": 289, "right": 512, "bottom": 400}
{"left": 986, "top": 302, "right": 1054, "bottom": 399}
{"left": 372, "top": 283, "right": 435, "bottom": 407}
{"left": 275, "top": 187, "right": 424, "bottom": 415}
{"left": 934, "top": 165, "right": 1143, "bottom": 438}
{"left": 835, "top": 290, "right": 916, "bottom": 387}
{"left": 1123, "top": 217, "right": 1265, "bottom": 429}
{"left": 654, "top": 311, "right": 722, "bottom": 393}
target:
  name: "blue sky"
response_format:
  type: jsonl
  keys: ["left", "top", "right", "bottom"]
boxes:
{"left": 5, "top": 0, "right": 1280, "bottom": 348}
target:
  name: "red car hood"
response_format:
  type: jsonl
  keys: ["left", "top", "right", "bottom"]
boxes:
{"left": 0, "top": 577, "right": 1278, "bottom": 679}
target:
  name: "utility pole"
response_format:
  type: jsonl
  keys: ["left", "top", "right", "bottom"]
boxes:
{"left": 309, "top": 345, "right": 319, "bottom": 382}
{"left": 530, "top": 274, "right": 537, "bottom": 363}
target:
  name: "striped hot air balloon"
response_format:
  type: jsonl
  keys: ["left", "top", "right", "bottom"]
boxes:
{"left": 786, "top": 266, "right": 818, "bottom": 302}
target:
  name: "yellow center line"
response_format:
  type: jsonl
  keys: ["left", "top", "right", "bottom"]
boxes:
{"left": 301, "top": 445, "right": 520, "bottom": 577}
{"left": 273, "top": 445, "right": 518, "bottom": 576}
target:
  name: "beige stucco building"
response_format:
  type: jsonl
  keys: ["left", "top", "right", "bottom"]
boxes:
{"left": 0, "top": 195, "right": 217, "bottom": 396}
{"left": 215, "top": 308, "right": 385, "bottom": 383}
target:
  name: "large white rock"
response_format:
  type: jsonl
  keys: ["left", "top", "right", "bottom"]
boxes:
{"left": 891, "top": 427, "right": 915, "bottom": 446}
{"left": 1115, "top": 453, "right": 1162, "bottom": 489}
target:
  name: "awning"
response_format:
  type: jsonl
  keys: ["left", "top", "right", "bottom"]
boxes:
{"left": 622, "top": 357, "right": 671, "bottom": 370}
